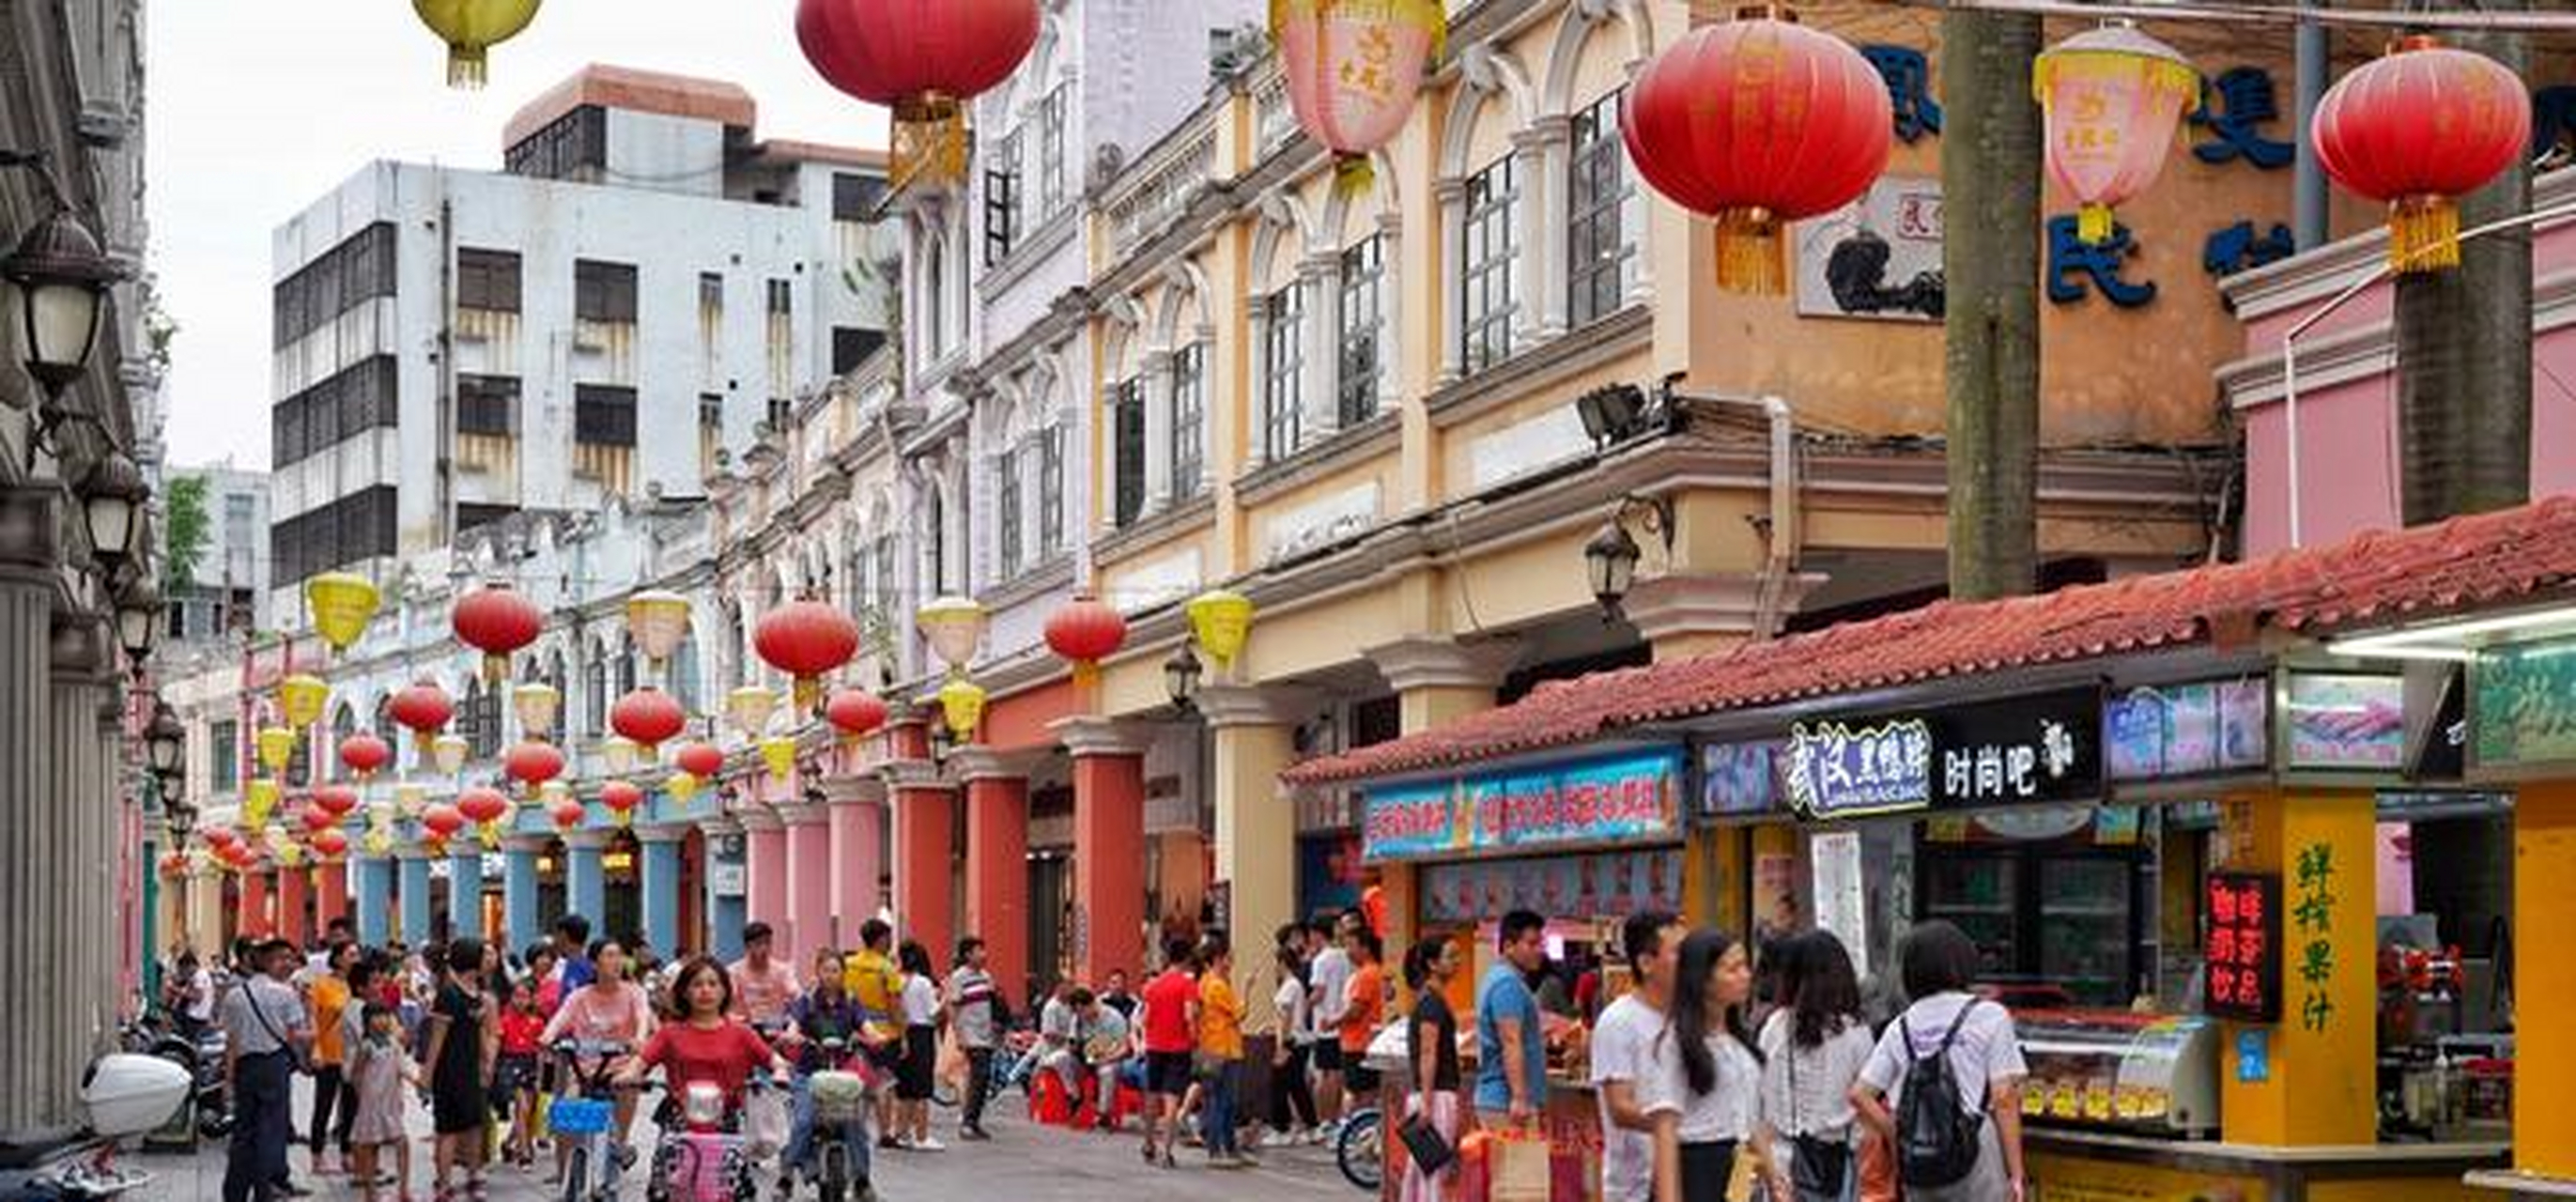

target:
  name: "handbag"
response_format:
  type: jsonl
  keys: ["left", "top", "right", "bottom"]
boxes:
{"left": 1785, "top": 1047, "right": 1851, "bottom": 1200}
{"left": 1396, "top": 1113, "right": 1455, "bottom": 1177}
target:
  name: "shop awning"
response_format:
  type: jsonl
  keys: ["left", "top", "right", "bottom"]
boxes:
{"left": 1287, "top": 494, "right": 2576, "bottom": 786}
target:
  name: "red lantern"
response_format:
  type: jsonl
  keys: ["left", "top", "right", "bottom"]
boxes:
{"left": 204, "top": 826, "right": 239, "bottom": 851}
{"left": 547, "top": 795, "right": 587, "bottom": 833}
{"left": 825, "top": 688, "right": 889, "bottom": 743}
{"left": 754, "top": 600, "right": 860, "bottom": 711}
{"left": 674, "top": 742, "right": 725, "bottom": 780}
{"left": 454, "top": 583, "right": 544, "bottom": 685}
{"left": 310, "top": 827, "right": 350, "bottom": 859}
{"left": 610, "top": 687, "right": 687, "bottom": 756}
{"left": 598, "top": 779, "right": 644, "bottom": 827}
{"left": 389, "top": 680, "right": 455, "bottom": 752}
{"left": 337, "top": 732, "right": 392, "bottom": 780}
{"left": 301, "top": 804, "right": 340, "bottom": 835}
{"left": 420, "top": 801, "right": 467, "bottom": 843}
{"left": 310, "top": 784, "right": 361, "bottom": 821}
{"left": 1622, "top": 10, "right": 1891, "bottom": 293}
{"left": 502, "top": 741, "right": 566, "bottom": 795}
{"left": 2313, "top": 37, "right": 2531, "bottom": 274}
{"left": 795, "top": 0, "right": 1041, "bottom": 189}
{"left": 456, "top": 786, "right": 509, "bottom": 827}
{"left": 1045, "top": 592, "right": 1128, "bottom": 688}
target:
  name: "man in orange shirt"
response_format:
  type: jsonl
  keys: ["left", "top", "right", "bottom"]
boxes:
{"left": 1195, "top": 934, "right": 1252, "bottom": 1169}
{"left": 1339, "top": 930, "right": 1388, "bottom": 1099}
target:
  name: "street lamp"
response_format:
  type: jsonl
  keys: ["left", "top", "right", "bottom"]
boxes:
{"left": 115, "top": 571, "right": 162, "bottom": 664}
{"left": 144, "top": 701, "right": 184, "bottom": 777}
{"left": 1164, "top": 642, "right": 1203, "bottom": 712}
{"left": 1582, "top": 494, "right": 1674, "bottom": 623}
{"left": 75, "top": 448, "right": 147, "bottom": 571}
{"left": 0, "top": 192, "right": 121, "bottom": 405}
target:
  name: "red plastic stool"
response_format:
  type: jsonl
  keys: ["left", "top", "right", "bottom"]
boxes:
{"left": 1030, "top": 1070, "right": 1075, "bottom": 1126}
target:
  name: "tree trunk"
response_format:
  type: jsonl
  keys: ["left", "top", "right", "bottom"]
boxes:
{"left": 1943, "top": 10, "right": 2045, "bottom": 601}
{"left": 2396, "top": 3, "right": 2531, "bottom": 525}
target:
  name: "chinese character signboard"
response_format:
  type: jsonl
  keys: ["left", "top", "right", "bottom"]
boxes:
{"left": 1931, "top": 688, "right": 2104, "bottom": 809}
{"left": 2472, "top": 636, "right": 2576, "bottom": 774}
{"left": 1361, "top": 750, "right": 1682, "bottom": 863}
{"left": 1795, "top": 177, "right": 1946, "bottom": 323}
{"left": 2203, "top": 871, "right": 2282, "bottom": 1023}
{"left": 2293, "top": 843, "right": 2338, "bottom": 1032}
{"left": 1420, "top": 847, "right": 1686, "bottom": 923}
{"left": 1699, "top": 740, "right": 1785, "bottom": 819}
{"left": 2105, "top": 677, "right": 2270, "bottom": 782}
{"left": 1786, "top": 717, "right": 1935, "bottom": 818}
{"left": 2284, "top": 672, "right": 2405, "bottom": 772}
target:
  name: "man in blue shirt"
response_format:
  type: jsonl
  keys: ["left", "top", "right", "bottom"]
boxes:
{"left": 553, "top": 914, "right": 596, "bottom": 991}
{"left": 1475, "top": 909, "right": 1551, "bottom": 1130}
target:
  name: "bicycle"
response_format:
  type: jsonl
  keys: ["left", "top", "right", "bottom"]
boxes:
{"left": 548, "top": 1039, "right": 639, "bottom": 1202}
{"left": 1335, "top": 1105, "right": 1384, "bottom": 1192}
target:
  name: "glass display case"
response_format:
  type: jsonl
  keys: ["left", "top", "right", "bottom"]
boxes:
{"left": 2015, "top": 1009, "right": 2221, "bottom": 1137}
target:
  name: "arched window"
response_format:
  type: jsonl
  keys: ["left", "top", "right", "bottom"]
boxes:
{"left": 585, "top": 639, "right": 609, "bottom": 736}
{"left": 330, "top": 702, "right": 359, "bottom": 783}
{"left": 672, "top": 628, "right": 703, "bottom": 714}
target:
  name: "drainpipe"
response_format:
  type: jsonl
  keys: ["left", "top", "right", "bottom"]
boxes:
{"left": 1664, "top": 389, "right": 1802, "bottom": 637}
{"left": 2293, "top": 16, "right": 2330, "bottom": 249}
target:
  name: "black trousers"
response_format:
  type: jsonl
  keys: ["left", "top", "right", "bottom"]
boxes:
{"left": 962, "top": 1047, "right": 995, "bottom": 1131}
{"left": 1269, "top": 1042, "right": 1318, "bottom": 1132}
{"left": 1679, "top": 1139, "right": 1740, "bottom": 1202}
{"left": 307, "top": 1063, "right": 354, "bottom": 1155}
{"left": 224, "top": 1053, "right": 293, "bottom": 1202}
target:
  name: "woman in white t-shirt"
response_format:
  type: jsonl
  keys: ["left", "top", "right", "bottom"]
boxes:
{"left": 1642, "top": 929, "right": 1763, "bottom": 1202}
{"left": 1851, "top": 921, "right": 2028, "bottom": 1202}
{"left": 1756, "top": 931, "right": 1875, "bottom": 1202}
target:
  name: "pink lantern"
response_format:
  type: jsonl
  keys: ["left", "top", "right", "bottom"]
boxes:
{"left": 1274, "top": 0, "right": 1443, "bottom": 186}
{"left": 2034, "top": 23, "right": 2199, "bottom": 245}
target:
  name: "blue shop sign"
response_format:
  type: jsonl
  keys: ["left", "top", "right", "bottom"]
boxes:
{"left": 1700, "top": 739, "right": 1787, "bottom": 819}
{"left": 1362, "top": 748, "right": 1683, "bottom": 863}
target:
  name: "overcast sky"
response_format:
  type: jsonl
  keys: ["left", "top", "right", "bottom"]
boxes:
{"left": 146, "top": 1, "right": 890, "bottom": 470}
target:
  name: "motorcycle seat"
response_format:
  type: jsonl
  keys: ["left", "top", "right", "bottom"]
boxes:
{"left": 0, "top": 1125, "right": 91, "bottom": 1170}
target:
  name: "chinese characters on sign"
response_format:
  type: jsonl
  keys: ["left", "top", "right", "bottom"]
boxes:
{"left": 1361, "top": 783, "right": 1458, "bottom": 861}
{"left": 2203, "top": 871, "right": 2282, "bottom": 1023}
{"left": 2294, "top": 843, "right": 2337, "bottom": 1033}
{"left": 2203, "top": 221, "right": 2297, "bottom": 278}
{"left": 1786, "top": 718, "right": 1935, "bottom": 819}
{"left": 2047, "top": 215, "right": 2157, "bottom": 308}
{"left": 2190, "top": 67, "right": 2295, "bottom": 169}
{"left": 1360, "top": 751, "right": 1682, "bottom": 862}
{"left": 1941, "top": 717, "right": 2079, "bottom": 806}
{"left": 1788, "top": 689, "right": 2105, "bottom": 818}
{"left": 1859, "top": 44, "right": 1943, "bottom": 144}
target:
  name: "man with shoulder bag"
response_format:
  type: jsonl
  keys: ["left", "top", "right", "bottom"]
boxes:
{"left": 221, "top": 939, "right": 315, "bottom": 1202}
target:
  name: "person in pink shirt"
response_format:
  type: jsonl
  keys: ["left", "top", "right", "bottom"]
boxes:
{"left": 728, "top": 921, "right": 802, "bottom": 1031}
{"left": 539, "top": 940, "right": 656, "bottom": 1179}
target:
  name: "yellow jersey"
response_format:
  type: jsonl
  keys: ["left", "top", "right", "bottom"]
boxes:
{"left": 841, "top": 948, "right": 903, "bottom": 1040}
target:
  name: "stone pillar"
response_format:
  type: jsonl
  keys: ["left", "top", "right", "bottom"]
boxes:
{"left": 1515, "top": 119, "right": 1573, "bottom": 342}
{"left": 501, "top": 837, "right": 543, "bottom": 954}
{"left": 277, "top": 864, "right": 310, "bottom": 947}
{"left": 779, "top": 804, "right": 832, "bottom": 963}
{"left": 888, "top": 762, "right": 957, "bottom": 964}
{"left": 45, "top": 615, "right": 116, "bottom": 1088}
{"left": 448, "top": 846, "right": 484, "bottom": 944}
{"left": 954, "top": 748, "right": 1029, "bottom": 1000}
{"left": 741, "top": 808, "right": 789, "bottom": 935}
{"left": 239, "top": 870, "right": 273, "bottom": 939}
{"left": 314, "top": 859, "right": 349, "bottom": 936}
{"left": 639, "top": 825, "right": 686, "bottom": 958}
{"left": 396, "top": 850, "right": 433, "bottom": 945}
{"left": 702, "top": 817, "right": 748, "bottom": 962}
{"left": 192, "top": 870, "right": 227, "bottom": 950}
{"left": 353, "top": 855, "right": 393, "bottom": 947}
{"left": 823, "top": 776, "right": 887, "bottom": 951}
{"left": 563, "top": 830, "right": 609, "bottom": 934}
{"left": 1, "top": 490, "right": 68, "bottom": 1130}
{"left": 1434, "top": 178, "right": 1467, "bottom": 385}
{"left": 1201, "top": 685, "right": 1308, "bottom": 1029}
{"left": 1058, "top": 717, "right": 1149, "bottom": 985}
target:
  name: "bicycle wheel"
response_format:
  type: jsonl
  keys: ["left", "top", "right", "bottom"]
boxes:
{"left": 561, "top": 1146, "right": 588, "bottom": 1202}
{"left": 1335, "top": 1109, "right": 1384, "bottom": 1192}
{"left": 817, "top": 1142, "right": 848, "bottom": 1202}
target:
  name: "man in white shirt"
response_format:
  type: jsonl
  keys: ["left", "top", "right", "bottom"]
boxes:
{"left": 1305, "top": 913, "right": 1358, "bottom": 1134}
{"left": 1590, "top": 910, "right": 1684, "bottom": 1202}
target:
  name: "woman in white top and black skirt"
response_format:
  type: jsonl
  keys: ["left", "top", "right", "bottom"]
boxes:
{"left": 1643, "top": 929, "right": 1764, "bottom": 1202}
{"left": 1756, "top": 931, "right": 1875, "bottom": 1202}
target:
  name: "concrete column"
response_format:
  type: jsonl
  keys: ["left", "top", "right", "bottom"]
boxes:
{"left": 563, "top": 830, "right": 609, "bottom": 934}
{"left": 353, "top": 855, "right": 393, "bottom": 946}
{"left": 1434, "top": 179, "right": 1467, "bottom": 385}
{"left": 397, "top": 851, "right": 433, "bottom": 944}
{"left": 277, "top": 865, "right": 311, "bottom": 948}
{"left": 449, "top": 847, "right": 485, "bottom": 943}
{"left": 741, "top": 807, "right": 788, "bottom": 935}
{"left": 239, "top": 870, "right": 273, "bottom": 939}
{"left": 954, "top": 749, "right": 1029, "bottom": 1000}
{"left": 888, "top": 762, "right": 957, "bottom": 965}
{"left": 1515, "top": 119, "right": 1573, "bottom": 342}
{"left": 190, "top": 870, "right": 227, "bottom": 952}
{"left": 1200, "top": 686, "right": 1308, "bottom": 1029}
{"left": 2216, "top": 788, "right": 2377, "bottom": 1148}
{"left": 823, "top": 776, "right": 887, "bottom": 951}
{"left": 1058, "top": 717, "right": 1149, "bottom": 986}
{"left": 314, "top": 859, "right": 349, "bottom": 936}
{"left": 0, "top": 506, "right": 61, "bottom": 1129}
{"left": 502, "top": 837, "right": 544, "bottom": 955}
{"left": 46, "top": 614, "right": 116, "bottom": 1091}
{"left": 639, "top": 825, "right": 686, "bottom": 959}
{"left": 2517, "top": 780, "right": 2576, "bottom": 1177}
{"left": 703, "top": 817, "right": 748, "bottom": 962}
{"left": 779, "top": 804, "right": 832, "bottom": 963}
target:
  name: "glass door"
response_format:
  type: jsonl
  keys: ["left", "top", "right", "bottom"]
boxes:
{"left": 2038, "top": 856, "right": 2136, "bottom": 1007}
{"left": 1920, "top": 854, "right": 2020, "bottom": 980}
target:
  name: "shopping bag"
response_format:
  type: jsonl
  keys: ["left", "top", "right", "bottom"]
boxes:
{"left": 1858, "top": 1125, "right": 1900, "bottom": 1202}
{"left": 1491, "top": 1130, "right": 1551, "bottom": 1202}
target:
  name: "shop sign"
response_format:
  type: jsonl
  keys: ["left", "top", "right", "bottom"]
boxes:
{"left": 2471, "top": 636, "right": 2576, "bottom": 771}
{"left": 1698, "top": 739, "right": 1785, "bottom": 818}
{"left": 1362, "top": 750, "right": 1683, "bottom": 862}
{"left": 1420, "top": 847, "right": 1685, "bottom": 924}
{"left": 2283, "top": 671, "right": 2404, "bottom": 772}
{"left": 2202, "top": 871, "right": 2282, "bottom": 1024}
{"left": 1786, "top": 717, "right": 1934, "bottom": 818}
{"left": 1788, "top": 689, "right": 2103, "bottom": 819}
{"left": 2104, "top": 677, "right": 2270, "bottom": 781}
{"left": 708, "top": 861, "right": 747, "bottom": 898}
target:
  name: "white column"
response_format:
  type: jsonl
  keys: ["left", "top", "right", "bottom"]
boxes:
{"left": 1517, "top": 119, "right": 1573, "bottom": 344}
{"left": 1140, "top": 349, "right": 1175, "bottom": 513}
{"left": 1435, "top": 179, "right": 1468, "bottom": 386}
{"left": 1299, "top": 254, "right": 1338, "bottom": 445}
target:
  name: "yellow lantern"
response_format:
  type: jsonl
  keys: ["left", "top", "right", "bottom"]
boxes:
{"left": 727, "top": 686, "right": 779, "bottom": 740}
{"left": 626, "top": 591, "right": 693, "bottom": 665}
{"left": 759, "top": 735, "right": 797, "bottom": 783}
{"left": 269, "top": 827, "right": 304, "bottom": 870}
{"left": 256, "top": 726, "right": 297, "bottom": 773}
{"left": 277, "top": 675, "right": 330, "bottom": 732}
{"left": 393, "top": 783, "right": 428, "bottom": 821}
{"left": 513, "top": 683, "right": 562, "bottom": 740}
{"left": 916, "top": 596, "right": 990, "bottom": 673}
{"left": 411, "top": 0, "right": 544, "bottom": 89}
{"left": 1185, "top": 589, "right": 1256, "bottom": 668}
{"left": 666, "top": 771, "right": 702, "bottom": 804}
{"left": 602, "top": 735, "right": 640, "bottom": 775}
{"left": 936, "top": 677, "right": 988, "bottom": 741}
{"left": 304, "top": 573, "right": 382, "bottom": 655}
{"left": 243, "top": 778, "right": 281, "bottom": 828}
{"left": 432, "top": 733, "right": 470, "bottom": 777}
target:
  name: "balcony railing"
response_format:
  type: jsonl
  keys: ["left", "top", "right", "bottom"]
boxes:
{"left": 1103, "top": 124, "right": 1219, "bottom": 256}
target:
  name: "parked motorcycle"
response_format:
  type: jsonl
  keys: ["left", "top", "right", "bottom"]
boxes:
{"left": 0, "top": 1054, "right": 191, "bottom": 1200}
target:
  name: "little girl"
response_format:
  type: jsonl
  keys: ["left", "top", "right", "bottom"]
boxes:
{"left": 496, "top": 979, "right": 548, "bottom": 1168}
{"left": 348, "top": 1001, "right": 418, "bottom": 1202}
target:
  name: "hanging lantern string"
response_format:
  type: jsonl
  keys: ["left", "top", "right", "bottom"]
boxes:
{"left": 1884, "top": 0, "right": 2576, "bottom": 32}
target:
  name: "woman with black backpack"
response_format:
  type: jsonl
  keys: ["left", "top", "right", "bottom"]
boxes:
{"left": 1850, "top": 921, "right": 2029, "bottom": 1202}
{"left": 1756, "top": 930, "right": 1874, "bottom": 1202}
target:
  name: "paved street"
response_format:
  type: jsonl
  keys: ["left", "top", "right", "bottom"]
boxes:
{"left": 124, "top": 1079, "right": 1358, "bottom": 1200}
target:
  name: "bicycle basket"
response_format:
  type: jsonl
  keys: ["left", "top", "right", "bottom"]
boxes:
{"left": 548, "top": 1097, "right": 613, "bottom": 1136}
{"left": 811, "top": 1071, "right": 868, "bottom": 1122}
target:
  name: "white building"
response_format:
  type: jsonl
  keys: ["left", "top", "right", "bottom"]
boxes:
{"left": 162, "top": 460, "right": 270, "bottom": 648}
{"left": 266, "top": 66, "right": 895, "bottom": 621}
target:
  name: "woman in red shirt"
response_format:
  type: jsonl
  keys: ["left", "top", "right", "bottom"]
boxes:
{"left": 621, "top": 958, "right": 792, "bottom": 1118}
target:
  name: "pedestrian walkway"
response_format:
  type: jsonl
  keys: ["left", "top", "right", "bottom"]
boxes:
{"left": 124, "top": 1075, "right": 1351, "bottom": 1200}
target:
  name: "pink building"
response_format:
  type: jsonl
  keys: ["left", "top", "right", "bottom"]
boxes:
{"left": 2222, "top": 167, "right": 2576, "bottom": 556}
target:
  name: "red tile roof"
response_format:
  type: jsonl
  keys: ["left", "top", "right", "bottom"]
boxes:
{"left": 1285, "top": 495, "right": 2576, "bottom": 786}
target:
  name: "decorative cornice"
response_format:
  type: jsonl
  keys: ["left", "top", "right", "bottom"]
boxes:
{"left": 949, "top": 746, "right": 1045, "bottom": 782}
{"left": 2219, "top": 263, "right": 2576, "bottom": 410}
{"left": 733, "top": 807, "right": 783, "bottom": 833}
{"left": 1091, "top": 493, "right": 1216, "bottom": 567}
{"left": 1621, "top": 572, "right": 1825, "bottom": 647}
{"left": 0, "top": 485, "right": 58, "bottom": 574}
{"left": 561, "top": 829, "right": 613, "bottom": 850}
{"left": 979, "top": 553, "right": 1075, "bottom": 614}
{"left": 1233, "top": 410, "right": 1402, "bottom": 509}
{"left": 1050, "top": 715, "right": 1153, "bottom": 759}
{"left": 816, "top": 773, "right": 888, "bottom": 805}
{"left": 1195, "top": 683, "right": 1322, "bottom": 730}
{"left": 771, "top": 803, "right": 827, "bottom": 827}
{"left": 1364, "top": 637, "right": 1521, "bottom": 694}
{"left": 1424, "top": 304, "right": 1651, "bottom": 430}
{"left": 882, "top": 759, "right": 955, "bottom": 791}
{"left": 634, "top": 823, "right": 691, "bottom": 844}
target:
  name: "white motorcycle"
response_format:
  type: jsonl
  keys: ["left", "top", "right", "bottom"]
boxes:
{"left": 0, "top": 1054, "right": 191, "bottom": 1199}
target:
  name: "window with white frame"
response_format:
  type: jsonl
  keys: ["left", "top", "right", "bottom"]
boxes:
{"left": 1337, "top": 236, "right": 1385, "bottom": 427}
{"left": 1039, "top": 426, "right": 1065, "bottom": 557}
{"left": 1039, "top": 84, "right": 1071, "bottom": 220}
{"left": 997, "top": 445, "right": 1025, "bottom": 577}
{"left": 1461, "top": 153, "right": 1521, "bottom": 375}
{"left": 1170, "top": 343, "right": 1206, "bottom": 499}
{"left": 1261, "top": 282, "right": 1306, "bottom": 460}
{"left": 1568, "top": 90, "right": 1636, "bottom": 328}
{"left": 1111, "top": 378, "right": 1147, "bottom": 528}
{"left": 923, "top": 237, "right": 949, "bottom": 361}
{"left": 984, "top": 130, "right": 1022, "bottom": 265}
